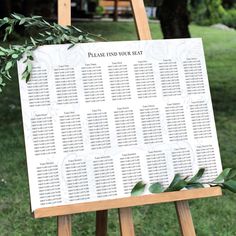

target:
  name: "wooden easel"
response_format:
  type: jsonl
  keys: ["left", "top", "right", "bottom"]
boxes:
{"left": 35, "top": 1, "right": 223, "bottom": 235}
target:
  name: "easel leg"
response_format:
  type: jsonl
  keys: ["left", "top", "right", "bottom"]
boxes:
{"left": 118, "top": 208, "right": 135, "bottom": 236}
{"left": 58, "top": 0, "right": 71, "bottom": 26}
{"left": 57, "top": 215, "right": 72, "bottom": 236}
{"left": 96, "top": 210, "right": 108, "bottom": 236}
{"left": 175, "top": 201, "right": 196, "bottom": 236}
{"left": 130, "top": 0, "right": 152, "bottom": 40}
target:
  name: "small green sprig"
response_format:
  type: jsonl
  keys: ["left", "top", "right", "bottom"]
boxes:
{"left": 0, "top": 13, "right": 104, "bottom": 92}
{"left": 0, "top": 45, "right": 34, "bottom": 91}
{"left": 131, "top": 168, "right": 236, "bottom": 196}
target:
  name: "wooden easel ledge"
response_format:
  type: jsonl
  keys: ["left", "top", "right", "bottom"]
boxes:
{"left": 34, "top": 187, "right": 221, "bottom": 218}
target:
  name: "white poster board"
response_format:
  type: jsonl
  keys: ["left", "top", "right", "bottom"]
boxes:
{"left": 18, "top": 39, "right": 222, "bottom": 211}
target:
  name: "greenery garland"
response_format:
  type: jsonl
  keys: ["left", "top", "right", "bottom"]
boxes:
{"left": 131, "top": 168, "right": 236, "bottom": 196}
{"left": 0, "top": 13, "right": 104, "bottom": 92}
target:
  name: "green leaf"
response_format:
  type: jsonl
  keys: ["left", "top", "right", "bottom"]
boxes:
{"left": 168, "top": 174, "right": 182, "bottom": 188}
{"left": 213, "top": 168, "right": 232, "bottom": 184}
{"left": 0, "top": 14, "right": 98, "bottom": 92}
{"left": 11, "top": 54, "right": 18, "bottom": 59}
{"left": 25, "top": 72, "right": 31, "bottom": 82}
{"left": 72, "top": 25, "right": 82, "bottom": 33}
{"left": 188, "top": 168, "right": 205, "bottom": 184}
{"left": 29, "top": 55, "right": 34, "bottom": 61}
{"left": 131, "top": 181, "right": 146, "bottom": 196}
{"left": 6, "top": 70, "right": 12, "bottom": 79}
{"left": 0, "top": 51, "right": 6, "bottom": 56}
{"left": 27, "top": 63, "right": 33, "bottom": 73}
{"left": 3, "top": 17, "right": 9, "bottom": 22}
{"left": 166, "top": 179, "right": 187, "bottom": 192}
{"left": 32, "top": 15, "right": 42, "bottom": 19}
{"left": 165, "top": 174, "right": 187, "bottom": 192}
{"left": 9, "top": 25, "right": 13, "bottom": 34}
{"left": 22, "top": 70, "right": 31, "bottom": 82}
{"left": 186, "top": 182, "right": 204, "bottom": 189}
{"left": 5, "top": 61, "right": 13, "bottom": 70}
{"left": 0, "top": 20, "right": 7, "bottom": 28}
{"left": 225, "top": 169, "right": 236, "bottom": 180}
{"left": 78, "top": 35, "right": 84, "bottom": 41}
{"left": 19, "top": 18, "right": 26, "bottom": 25}
{"left": 11, "top": 13, "right": 22, "bottom": 20}
{"left": 11, "top": 14, "right": 20, "bottom": 20}
{"left": 3, "top": 27, "right": 10, "bottom": 41}
{"left": 0, "top": 46, "right": 8, "bottom": 52}
{"left": 149, "top": 183, "right": 164, "bottom": 194}
{"left": 30, "top": 37, "right": 37, "bottom": 46}
{"left": 68, "top": 44, "right": 75, "bottom": 50}
{"left": 42, "top": 19, "right": 51, "bottom": 26}
{"left": 46, "top": 36, "right": 54, "bottom": 41}
{"left": 222, "top": 180, "right": 236, "bottom": 193}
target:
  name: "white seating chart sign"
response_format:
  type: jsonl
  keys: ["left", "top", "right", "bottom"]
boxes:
{"left": 18, "top": 38, "right": 222, "bottom": 211}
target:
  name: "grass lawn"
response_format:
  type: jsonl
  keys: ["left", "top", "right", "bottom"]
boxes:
{"left": 0, "top": 21, "right": 236, "bottom": 236}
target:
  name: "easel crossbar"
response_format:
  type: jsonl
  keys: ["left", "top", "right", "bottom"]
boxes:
{"left": 34, "top": 187, "right": 221, "bottom": 218}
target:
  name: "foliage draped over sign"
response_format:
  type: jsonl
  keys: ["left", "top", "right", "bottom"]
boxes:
{"left": 0, "top": 13, "right": 103, "bottom": 92}
{"left": 131, "top": 168, "right": 236, "bottom": 196}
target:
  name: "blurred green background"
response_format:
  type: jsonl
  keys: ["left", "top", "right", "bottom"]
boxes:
{"left": 0, "top": 20, "right": 236, "bottom": 235}
{"left": 1, "top": 0, "right": 236, "bottom": 235}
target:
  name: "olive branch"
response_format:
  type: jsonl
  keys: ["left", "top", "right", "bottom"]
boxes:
{"left": 0, "top": 13, "right": 104, "bottom": 92}
{"left": 131, "top": 168, "right": 236, "bottom": 196}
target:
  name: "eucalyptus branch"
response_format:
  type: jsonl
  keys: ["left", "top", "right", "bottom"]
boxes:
{"left": 0, "top": 44, "right": 34, "bottom": 91}
{"left": 131, "top": 168, "right": 236, "bottom": 196}
{"left": 1, "top": 13, "right": 104, "bottom": 44}
{"left": 0, "top": 13, "right": 105, "bottom": 92}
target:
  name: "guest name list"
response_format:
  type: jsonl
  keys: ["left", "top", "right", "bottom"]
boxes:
{"left": 18, "top": 39, "right": 222, "bottom": 211}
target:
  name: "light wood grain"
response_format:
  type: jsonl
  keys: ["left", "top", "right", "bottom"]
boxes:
{"left": 57, "top": 2, "right": 71, "bottom": 235}
{"left": 100, "top": 0, "right": 130, "bottom": 8}
{"left": 119, "top": 208, "right": 135, "bottom": 236}
{"left": 57, "top": 215, "right": 72, "bottom": 236}
{"left": 175, "top": 201, "right": 196, "bottom": 236}
{"left": 96, "top": 210, "right": 108, "bottom": 236}
{"left": 34, "top": 187, "right": 221, "bottom": 218}
{"left": 130, "top": 0, "right": 152, "bottom": 40}
{"left": 58, "top": 0, "right": 71, "bottom": 26}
